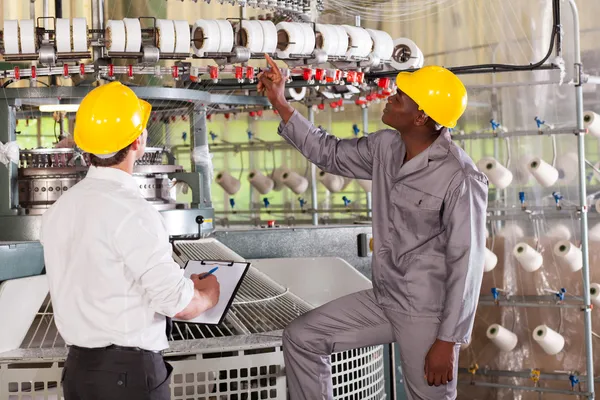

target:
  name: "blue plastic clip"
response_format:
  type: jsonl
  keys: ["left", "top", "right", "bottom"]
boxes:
{"left": 298, "top": 198, "right": 306, "bottom": 208}
{"left": 553, "top": 191, "right": 563, "bottom": 208}
{"left": 263, "top": 198, "right": 270, "bottom": 208}
{"left": 342, "top": 196, "right": 351, "bottom": 207}
{"left": 181, "top": 131, "right": 188, "bottom": 142}
{"left": 569, "top": 374, "right": 579, "bottom": 389}
{"left": 209, "top": 131, "right": 218, "bottom": 141}
{"left": 352, "top": 124, "right": 360, "bottom": 137}
{"left": 519, "top": 191, "right": 526, "bottom": 207}
{"left": 247, "top": 130, "right": 253, "bottom": 140}
{"left": 491, "top": 288, "right": 500, "bottom": 302}
{"left": 556, "top": 288, "right": 566, "bottom": 302}
{"left": 534, "top": 116, "right": 545, "bottom": 129}
{"left": 490, "top": 119, "right": 501, "bottom": 131}
{"left": 229, "top": 198, "right": 235, "bottom": 209}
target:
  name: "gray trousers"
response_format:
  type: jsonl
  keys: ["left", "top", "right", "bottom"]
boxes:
{"left": 282, "top": 289, "right": 460, "bottom": 400}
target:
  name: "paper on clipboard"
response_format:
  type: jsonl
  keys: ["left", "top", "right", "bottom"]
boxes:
{"left": 173, "top": 260, "right": 250, "bottom": 325}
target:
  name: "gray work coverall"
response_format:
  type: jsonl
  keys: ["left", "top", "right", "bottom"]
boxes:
{"left": 279, "top": 110, "right": 488, "bottom": 400}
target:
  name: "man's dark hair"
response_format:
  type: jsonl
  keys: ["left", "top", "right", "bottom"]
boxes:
{"left": 89, "top": 142, "right": 134, "bottom": 167}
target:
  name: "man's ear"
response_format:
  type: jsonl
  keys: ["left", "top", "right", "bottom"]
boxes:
{"left": 414, "top": 111, "right": 428, "bottom": 126}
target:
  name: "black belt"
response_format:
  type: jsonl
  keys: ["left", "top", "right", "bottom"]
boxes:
{"left": 70, "top": 344, "right": 161, "bottom": 354}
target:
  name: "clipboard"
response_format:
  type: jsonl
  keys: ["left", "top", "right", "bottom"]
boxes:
{"left": 173, "top": 260, "right": 250, "bottom": 325}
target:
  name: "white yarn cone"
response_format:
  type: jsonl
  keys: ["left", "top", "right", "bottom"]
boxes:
{"left": 484, "top": 248, "right": 498, "bottom": 272}
{"left": 513, "top": 242, "right": 543, "bottom": 272}
{"left": 357, "top": 179, "right": 372, "bottom": 193}
{"left": 215, "top": 170, "right": 241, "bottom": 195}
{"left": 546, "top": 224, "right": 572, "bottom": 241}
{"left": 590, "top": 283, "right": 600, "bottom": 307}
{"left": 486, "top": 324, "right": 518, "bottom": 352}
{"left": 584, "top": 111, "right": 600, "bottom": 137}
{"left": 318, "top": 171, "right": 345, "bottom": 192}
{"left": 477, "top": 157, "right": 513, "bottom": 189}
{"left": 247, "top": 169, "right": 274, "bottom": 195}
{"left": 553, "top": 240, "right": 582, "bottom": 272}
{"left": 498, "top": 223, "right": 525, "bottom": 240}
{"left": 532, "top": 325, "right": 565, "bottom": 355}
{"left": 282, "top": 171, "right": 309, "bottom": 194}
{"left": 271, "top": 167, "right": 290, "bottom": 191}
{"left": 528, "top": 157, "right": 559, "bottom": 187}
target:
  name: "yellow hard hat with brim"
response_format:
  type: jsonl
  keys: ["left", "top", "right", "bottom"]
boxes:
{"left": 395, "top": 65, "right": 467, "bottom": 129}
{"left": 74, "top": 81, "right": 152, "bottom": 155}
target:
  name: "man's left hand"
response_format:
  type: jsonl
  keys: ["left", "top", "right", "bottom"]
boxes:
{"left": 424, "top": 339, "right": 456, "bottom": 386}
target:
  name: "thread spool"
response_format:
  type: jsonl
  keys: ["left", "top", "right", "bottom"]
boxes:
{"left": 484, "top": 248, "right": 498, "bottom": 272}
{"left": 476, "top": 157, "right": 513, "bottom": 189}
{"left": 546, "top": 224, "right": 572, "bottom": 241}
{"left": 72, "top": 18, "right": 88, "bottom": 52}
{"left": 19, "top": 20, "right": 37, "bottom": 54}
{"left": 390, "top": 38, "right": 422, "bottom": 70}
{"left": 513, "top": 242, "right": 543, "bottom": 272}
{"left": 315, "top": 24, "right": 338, "bottom": 56}
{"left": 528, "top": 157, "right": 559, "bottom": 187}
{"left": 123, "top": 18, "right": 142, "bottom": 53}
{"left": 297, "top": 23, "right": 316, "bottom": 55}
{"left": 259, "top": 20, "right": 278, "bottom": 53}
{"left": 332, "top": 25, "right": 350, "bottom": 57}
{"left": 55, "top": 18, "right": 71, "bottom": 53}
{"left": 498, "top": 223, "right": 524, "bottom": 240}
{"left": 318, "top": 171, "right": 345, "bottom": 192}
{"left": 3, "top": 21, "right": 19, "bottom": 54}
{"left": 590, "top": 223, "right": 600, "bottom": 242}
{"left": 532, "top": 325, "right": 565, "bottom": 355}
{"left": 239, "top": 20, "right": 264, "bottom": 53}
{"left": 486, "top": 324, "right": 518, "bottom": 352}
{"left": 590, "top": 283, "right": 600, "bottom": 307}
{"left": 271, "top": 167, "right": 289, "bottom": 191}
{"left": 192, "top": 20, "right": 221, "bottom": 57}
{"left": 276, "top": 22, "right": 304, "bottom": 58}
{"left": 288, "top": 87, "right": 307, "bottom": 101}
{"left": 584, "top": 111, "right": 600, "bottom": 138}
{"left": 553, "top": 240, "right": 582, "bottom": 272}
{"left": 556, "top": 152, "right": 578, "bottom": 184}
{"left": 105, "top": 20, "right": 126, "bottom": 52}
{"left": 215, "top": 20, "right": 234, "bottom": 53}
{"left": 366, "top": 29, "right": 394, "bottom": 60}
{"left": 248, "top": 169, "right": 274, "bottom": 195}
{"left": 156, "top": 19, "right": 176, "bottom": 53}
{"left": 342, "top": 25, "right": 372, "bottom": 58}
{"left": 173, "top": 20, "right": 192, "bottom": 53}
{"left": 595, "top": 199, "right": 600, "bottom": 214}
{"left": 216, "top": 171, "right": 241, "bottom": 195}
{"left": 282, "top": 171, "right": 309, "bottom": 194}
{"left": 357, "top": 179, "right": 372, "bottom": 193}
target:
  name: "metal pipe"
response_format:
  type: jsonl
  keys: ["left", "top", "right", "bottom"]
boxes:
{"left": 308, "top": 107, "right": 318, "bottom": 225}
{"left": 459, "top": 381, "right": 590, "bottom": 397}
{"left": 362, "top": 106, "right": 372, "bottom": 218}
{"left": 450, "top": 127, "right": 577, "bottom": 141}
{"left": 91, "top": 0, "right": 105, "bottom": 61}
{"left": 30, "top": 0, "right": 35, "bottom": 19}
{"left": 569, "top": 2, "right": 595, "bottom": 398}
{"left": 55, "top": 0, "right": 62, "bottom": 19}
{"left": 43, "top": 0, "right": 50, "bottom": 40}
{"left": 584, "top": 75, "right": 600, "bottom": 85}
{"left": 458, "top": 367, "right": 599, "bottom": 382}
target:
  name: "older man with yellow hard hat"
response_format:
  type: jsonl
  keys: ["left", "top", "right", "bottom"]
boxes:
{"left": 40, "top": 81, "right": 220, "bottom": 400}
{"left": 258, "top": 55, "right": 488, "bottom": 400}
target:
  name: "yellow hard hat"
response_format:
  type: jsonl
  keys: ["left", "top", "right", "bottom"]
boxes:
{"left": 74, "top": 81, "right": 151, "bottom": 155}
{"left": 395, "top": 66, "right": 467, "bottom": 128}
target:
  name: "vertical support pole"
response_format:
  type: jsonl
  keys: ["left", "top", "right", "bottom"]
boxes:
{"left": 91, "top": 0, "right": 105, "bottom": 62}
{"left": 190, "top": 104, "right": 212, "bottom": 209}
{"left": 362, "top": 106, "right": 372, "bottom": 218}
{"left": 308, "top": 106, "right": 318, "bottom": 225}
{"left": 568, "top": 1, "right": 594, "bottom": 398}
{"left": 0, "top": 99, "right": 18, "bottom": 215}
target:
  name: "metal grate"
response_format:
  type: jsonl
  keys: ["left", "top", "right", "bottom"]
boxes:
{"left": 173, "top": 240, "right": 245, "bottom": 264}
{"left": 22, "top": 267, "right": 311, "bottom": 349}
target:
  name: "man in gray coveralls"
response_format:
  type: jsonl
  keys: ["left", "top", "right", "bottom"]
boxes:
{"left": 258, "top": 54, "right": 488, "bottom": 400}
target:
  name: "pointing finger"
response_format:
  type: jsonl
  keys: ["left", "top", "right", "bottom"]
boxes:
{"left": 264, "top": 53, "right": 281, "bottom": 78}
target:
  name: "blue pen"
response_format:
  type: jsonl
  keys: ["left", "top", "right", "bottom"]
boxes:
{"left": 201, "top": 266, "right": 219, "bottom": 279}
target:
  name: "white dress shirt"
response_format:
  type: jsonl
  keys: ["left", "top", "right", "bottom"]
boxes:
{"left": 40, "top": 166, "right": 194, "bottom": 351}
